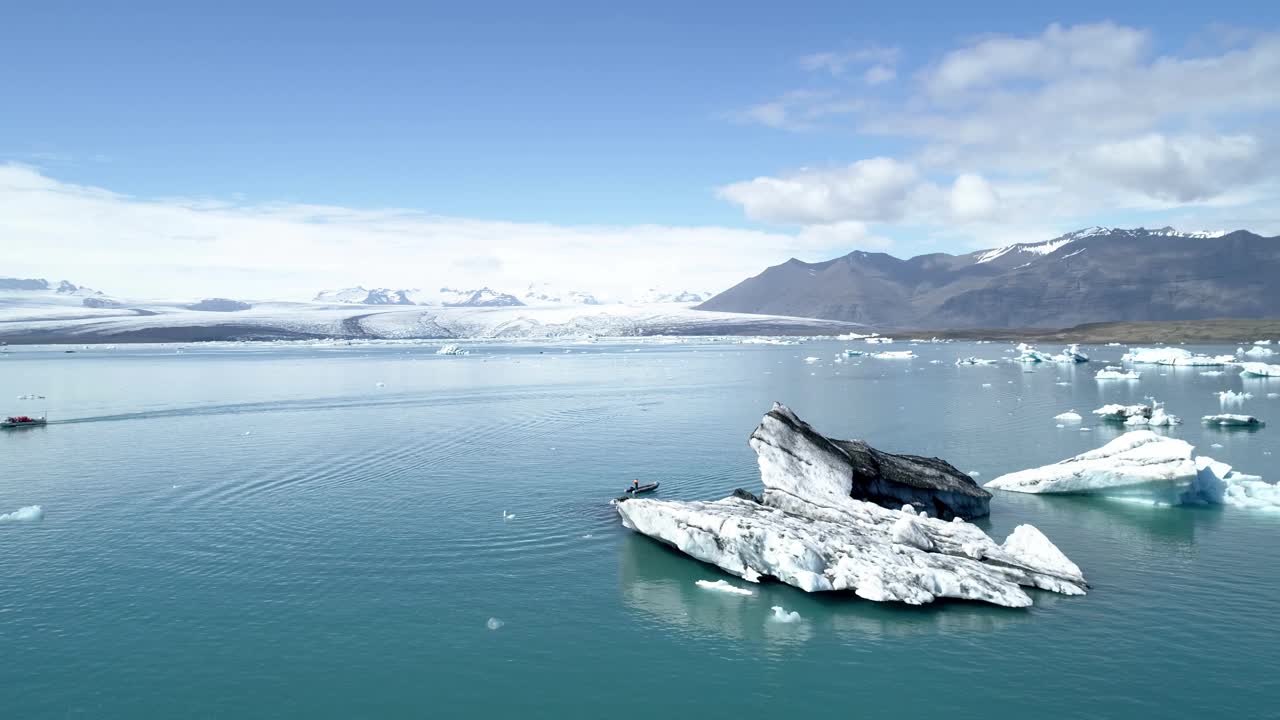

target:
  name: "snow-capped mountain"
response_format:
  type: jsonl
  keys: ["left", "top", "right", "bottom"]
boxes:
{"left": 699, "top": 226, "right": 1278, "bottom": 328}
{"left": 973, "top": 226, "right": 1227, "bottom": 265}
{"left": 522, "top": 283, "right": 604, "bottom": 306}
{"left": 0, "top": 277, "right": 103, "bottom": 296}
{"left": 633, "top": 289, "right": 712, "bottom": 304}
{"left": 313, "top": 286, "right": 525, "bottom": 307}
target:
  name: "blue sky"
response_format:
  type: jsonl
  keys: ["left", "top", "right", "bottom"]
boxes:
{"left": 2, "top": 2, "right": 1279, "bottom": 298}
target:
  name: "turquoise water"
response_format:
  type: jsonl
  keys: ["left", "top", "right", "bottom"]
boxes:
{"left": 3, "top": 341, "right": 1279, "bottom": 718}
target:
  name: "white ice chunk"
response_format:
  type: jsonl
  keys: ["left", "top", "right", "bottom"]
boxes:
{"left": 696, "top": 579, "right": 755, "bottom": 596}
{"left": 436, "top": 344, "right": 469, "bottom": 355}
{"left": 1180, "top": 457, "right": 1276, "bottom": 509}
{"left": 1096, "top": 366, "right": 1140, "bottom": 380}
{"left": 0, "top": 505, "right": 43, "bottom": 522}
{"left": 1202, "top": 414, "right": 1265, "bottom": 427}
{"left": 769, "top": 606, "right": 802, "bottom": 623}
{"left": 486, "top": 617, "right": 504, "bottom": 630}
{"left": 1054, "top": 411, "right": 1083, "bottom": 422}
{"left": 1238, "top": 362, "right": 1280, "bottom": 378}
{"left": 1122, "top": 347, "right": 1235, "bottom": 366}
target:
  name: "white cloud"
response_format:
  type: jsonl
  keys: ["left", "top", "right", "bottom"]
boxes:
{"left": 948, "top": 174, "right": 1000, "bottom": 221}
{"left": 728, "top": 23, "right": 1280, "bottom": 241}
{"left": 925, "top": 22, "right": 1149, "bottom": 96}
{"left": 717, "top": 158, "right": 919, "bottom": 224}
{"left": 0, "top": 164, "right": 859, "bottom": 301}
{"left": 1069, "top": 133, "right": 1267, "bottom": 203}
{"left": 799, "top": 47, "right": 900, "bottom": 76}
{"left": 863, "top": 65, "right": 896, "bottom": 85}
{"left": 795, "top": 221, "right": 893, "bottom": 251}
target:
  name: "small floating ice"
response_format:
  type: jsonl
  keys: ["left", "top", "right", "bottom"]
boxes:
{"left": 1241, "top": 346, "right": 1276, "bottom": 358}
{"left": 502, "top": 510, "right": 516, "bottom": 521}
{"left": 436, "top": 344, "right": 469, "bottom": 356}
{"left": 0, "top": 505, "right": 43, "bottom": 522}
{"left": 486, "top": 617, "right": 504, "bottom": 631}
{"left": 696, "top": 579, "right": 754, "bottom": 596}
{"left": 1202, "top": 414, "right": 1265, "bottom": 428}
{"left": 1122, "top": 348, "right": 1235, "bottom": 366}
{"left": 1218, "top": 390, "right": 1253, "bottom": 405}
{"left": 1054, "top": 411, "right": 1083, "bottom": 422}
{"left": 803, "top": 356, "right": 820, "bottom": 364}
{"left": 769, "top": 606, "right": 802, "bottom": 623}
{"left": 1096, "top": 366, "right": 1140, "bottom": 380}
{"left": 955, "top": 357, "right": 998, "bottom": 366}
{"left": 870, "top": 351, "right": 917, "bottom": 359}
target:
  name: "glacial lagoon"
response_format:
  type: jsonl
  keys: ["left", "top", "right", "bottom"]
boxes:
{"left": 2, "top": 339, "right": 1279, "bottom": 718}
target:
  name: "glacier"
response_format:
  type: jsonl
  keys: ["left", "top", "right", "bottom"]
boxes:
{"left": 614, "top": 403, "right": 1086, "bottom": 608}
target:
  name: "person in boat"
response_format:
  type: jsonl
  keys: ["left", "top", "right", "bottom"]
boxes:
{"left": 632, "top": 479, "right": 640, "bottom": 492}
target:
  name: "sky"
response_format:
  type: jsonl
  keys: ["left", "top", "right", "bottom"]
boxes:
{"left": 3, "top": 1, "right": 1279, "bottom": 300}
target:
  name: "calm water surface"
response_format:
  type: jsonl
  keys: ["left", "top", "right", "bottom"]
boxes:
{"left": 2, "top": 340, "right": 1278, "bottom": 718}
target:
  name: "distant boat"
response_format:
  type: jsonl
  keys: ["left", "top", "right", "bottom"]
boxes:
{"left": 623, "top": 482, "right": 660, "bottom": 495}
{"left": 2, "top": 414, "right": 47, "bottom": 429}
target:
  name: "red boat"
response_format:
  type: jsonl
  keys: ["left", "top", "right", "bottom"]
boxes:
{"left": 1, "top": 415, "right": 46, "bottom": 428}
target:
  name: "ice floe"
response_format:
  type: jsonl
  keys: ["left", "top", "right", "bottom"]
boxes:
{"left": 696, "top": 579, "right": 754, "bottom": 596}
{"left": 986, "top": 431, "right": 1195, "bottom": 497}
{"left": 955, "top": 357, "right": 998, "bottom": 366}
{"left": 1217, "top": 390, "right": 1252, "bottom": 405}
{"left": 1093, "top": 400, "right": 1180, "bottom": 426}
{"left": 1241, "top": 346, "right": 1276, "bottom": 358}
{"left": 870, "top": 350, "right": 917, "bottom": 359}
{"left": 987, "top": 431, "right": 1272, "bottom": 509}
{"left": 0, "top": 505, "right": 43, "bottom": 522}
{"left": 865, "top": 337, "right": 894, "bottom": 344}
{"left": 436, "top": 344, "right": 469, "bottom": 355}
{"left": 1096, "top": 366, "right": 1140, "bottom": 380}
{"left": 1202, "top": 414, "right": 1265, "bottom": 428}
{"left": 1238, "top": 362, "right": 1280, "bottom": 378}
{"left": 769, "top": 606, "right": 802, "bottom": 623}
{"left": 1121, "top": 347, "right": 1235, "bottom": 366}
{"left": 486, "top": 617, "right": 504, "bottom": 630}
{"left": 1054, "top": 411, "right": 1083, "bottom": 422}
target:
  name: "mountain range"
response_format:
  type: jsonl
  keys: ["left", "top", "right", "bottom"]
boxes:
{"left": 697, "top": 227, "right": 1280, "bottom": 329}
{"left": 312, "top": 285, "right": 711, "bottom": 307}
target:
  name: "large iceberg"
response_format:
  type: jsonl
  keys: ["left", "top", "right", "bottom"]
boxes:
{"left": 1013, "top": 343, "right": 1084, "bottom": 363}
{"left": 1121, "top": 347, "right": 1235, "bottom": 366}
{"left": 986, "top": 431, "right": 1271, "bottom": 508}
{"left": 985, "top": 431, "right": 1194, "bottom": 498}
{"left": 749, "top": 403, "right": 991, "bottom": 520}
{"left": 615, "top": 403, "right": 1086, "bottom": 607}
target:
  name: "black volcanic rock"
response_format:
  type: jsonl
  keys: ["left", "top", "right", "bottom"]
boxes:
{"left": 699, "top": 227, "right": 1280, "bottom": 329}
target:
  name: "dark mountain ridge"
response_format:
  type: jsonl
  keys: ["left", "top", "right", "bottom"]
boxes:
{"left": 698, "top": 227, "right": 1280, "bottom": 329}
